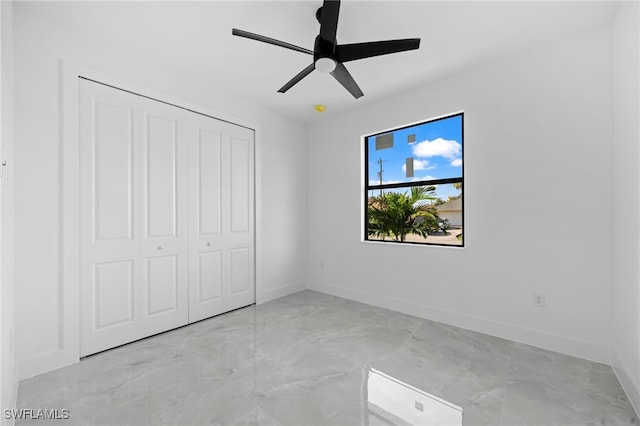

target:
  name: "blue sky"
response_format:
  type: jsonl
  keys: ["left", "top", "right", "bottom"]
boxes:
{"left": 367, "top": 113, "right": 463, "bottom": 201}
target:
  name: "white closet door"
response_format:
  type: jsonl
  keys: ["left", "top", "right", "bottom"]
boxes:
{"left": 224, "top": 124, "right": 255, "bottom": 312}
{"left": 188, "top": 116, "right": 255, "bottom": 322}
{"left": 79, "top": 79, "right": 254, "bottom": 355}
{"left": 187, "top": 117, "right": 226, "bottom": 322}
{"left": 79, "top": 81, "right": 141, "bottom": 356}
{"left": 138, "top": 99, "right": 189, "bottom": 337}
{"left": 79, "top": 80, "right": 188, "bottom": 356}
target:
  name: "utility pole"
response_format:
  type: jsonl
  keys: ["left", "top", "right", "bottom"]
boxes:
{"left": 377, "top": 157, "right": 386, "bottom": 196}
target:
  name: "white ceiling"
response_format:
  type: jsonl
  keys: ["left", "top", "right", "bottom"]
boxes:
{"left": 15, "top": 0, "right": 619, "bottom": 123}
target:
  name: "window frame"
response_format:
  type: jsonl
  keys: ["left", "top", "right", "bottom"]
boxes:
{"left": 363, "top": 112, "right": 465, "bottom": 247}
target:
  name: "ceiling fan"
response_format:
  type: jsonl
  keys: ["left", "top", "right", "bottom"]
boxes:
{"left": 232, "top": 0, "right": 421, "bottom": 99}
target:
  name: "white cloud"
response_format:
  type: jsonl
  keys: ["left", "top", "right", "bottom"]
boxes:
{"left": 412, "top": 138, "right": 461, "bottom": 160}
{"left": 401, "top": 159, "right": 430, "bottom": 174}
{"left": 412, "top": 175, "right": 436, "bottom": 182}
{"left": 450, "top": 158, "right": 463, "bottom": 167}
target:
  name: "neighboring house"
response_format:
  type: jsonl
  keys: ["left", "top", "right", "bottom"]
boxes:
{"left": 437, "top": 197, "right": 462, "bottom": 227}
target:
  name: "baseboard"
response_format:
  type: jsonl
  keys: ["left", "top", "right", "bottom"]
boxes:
{"left": 613, "top": 351, "right": 640, "bottom": 417}
{"left": 17, "top": 349, "right": 77, "bottom": 382}
{"left": 308, "top": 280, "right": 610, "bottom": 364}
{"left": 257, "top": 281, "right": 306, "bottom": 304}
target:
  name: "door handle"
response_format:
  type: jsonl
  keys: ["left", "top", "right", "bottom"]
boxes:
{"left": 1, "top": 159, "right": 7, "bottom": 186}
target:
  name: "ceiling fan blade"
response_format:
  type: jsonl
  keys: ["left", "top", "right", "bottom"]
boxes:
{"left": 330, "top": 62, "right": 363, "bottom": 99}
{"left": 232, "top": 29, "right": 313, "bottom": 55}
{"left": 335, "top": 38, "right": 421, "bottom": 63}
{"left": 319, "top": 0, "right": 341, "bottom": 43}
{"left": 278, "top": 63, "right": 316, "bottom": 93}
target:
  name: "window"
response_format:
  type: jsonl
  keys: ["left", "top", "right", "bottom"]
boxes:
{"left": 363, "top": 112, "right": 464, "bottom": 247}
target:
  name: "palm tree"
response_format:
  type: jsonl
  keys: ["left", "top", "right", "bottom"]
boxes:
{"left": 368, "top": 186, "right": 441, "bottom": 242}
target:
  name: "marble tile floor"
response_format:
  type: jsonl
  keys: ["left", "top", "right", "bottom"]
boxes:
{"left": 16, "top": 290, "right": 637, "bottom": 426}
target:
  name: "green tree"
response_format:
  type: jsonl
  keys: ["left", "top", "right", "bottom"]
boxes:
{"left": 448, "top": 182, "right": 463, "bottom": 201}
{"left": 368, "top": 186, "right": 441, "bottom": 242}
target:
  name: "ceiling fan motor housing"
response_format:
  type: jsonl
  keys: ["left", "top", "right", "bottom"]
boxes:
{"left": 314, "top": 35, "right": 336, "bottom": 63}
{"left": 315, "top": 6, "right": 337, "bottom": 61}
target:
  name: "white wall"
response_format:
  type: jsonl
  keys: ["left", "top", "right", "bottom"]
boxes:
{"left": 0, "top": 0, "right": 17, "bottom": 420}
{"left": 307, "top": 25, "right": 614, "bottom": 363}
{"left": 13, "top": 7, "right": 307, "bottom": 379}
{"left": 612, "top": 0, "right": 640, "bottom": 414}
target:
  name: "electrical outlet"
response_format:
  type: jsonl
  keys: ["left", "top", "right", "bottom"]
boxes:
{"left": 533, "top": 293, "right": 546, "bottom": 308}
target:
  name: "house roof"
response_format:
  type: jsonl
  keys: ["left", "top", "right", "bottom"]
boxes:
{"left": 437, "top": 197, "right": 462, "bottom": 212}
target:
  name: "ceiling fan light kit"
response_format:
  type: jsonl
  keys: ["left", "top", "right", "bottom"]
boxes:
{"left": 232, "top": 0, "right": 421, "bottom": 99}
{"left": 315, "top": 57, "right": 337, "bottom": 74}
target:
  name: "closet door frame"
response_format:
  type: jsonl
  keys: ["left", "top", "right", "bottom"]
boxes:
{"left": 46, "top": 61, "right": 262, "bottom": 378}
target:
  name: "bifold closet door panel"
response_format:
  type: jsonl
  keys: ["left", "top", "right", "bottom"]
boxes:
{"left": 79, "top": 80, "right": 189, "bottom": 356}
{"left": 187, "top": 116, "right": 226, "bottom": 323}
{"left": 79, "top": 80, "right": 142, "bottom": 356}
{"left": 224, "top": 125, "right": 255, "bottom": 312}
{"left": 139, "top": 99, "right": 189, "bottom": 338}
